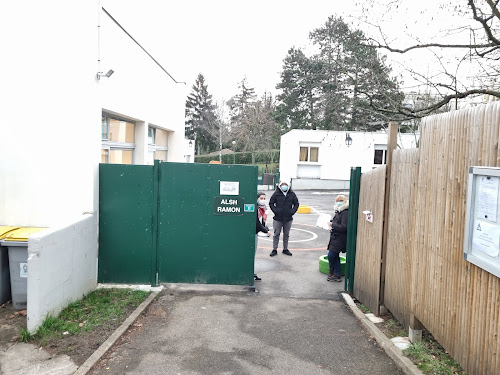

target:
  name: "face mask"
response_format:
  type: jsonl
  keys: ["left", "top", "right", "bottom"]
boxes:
{"left": 336, "top": 201, "right": 343, "bottom": 207}
{"left": 281, "top": 185, "right": 289, "bottom": 192}
{"left": 257, "top": 199, "right": 266, "bottom": 206}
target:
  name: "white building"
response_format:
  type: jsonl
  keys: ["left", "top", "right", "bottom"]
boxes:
{"left": 279, "top": 130, "right": 418, "bottom": 189}
{"left": 0, "top": 2, "right": 191, "bottom": 331}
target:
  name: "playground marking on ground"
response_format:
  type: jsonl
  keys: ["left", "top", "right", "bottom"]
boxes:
{"left": 259, "top": 227, "right": 318, "bottom": 243}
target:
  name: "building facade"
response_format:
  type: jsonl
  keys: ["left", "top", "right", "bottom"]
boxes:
{"left": 1, "top": 2, "right": 189, "bottom": 228}
{"left": 279, "top": 129, "right": 418, "bottom": 189}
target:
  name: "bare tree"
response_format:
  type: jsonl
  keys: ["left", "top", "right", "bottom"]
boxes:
{"left": 232, "top": 92, "right": 280, "bottom": 164}
{"left": 354, "top": 0, "right": 500, "bottom": 118}
{"left": 214, "top": 99, "right": 231, "bottom": 162}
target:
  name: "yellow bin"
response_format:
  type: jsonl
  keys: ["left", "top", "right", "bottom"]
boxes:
{"left": 3, "top": 227, "right": 47, "bottom": 241}
{"left": 297, "top": 205, "right": 311, "bottom": 214}
{"left": 0, "top": 226, "right": 20, "bottom": 240}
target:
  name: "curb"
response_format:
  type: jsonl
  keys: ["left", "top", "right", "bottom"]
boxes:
{"left": 73, "top": 291, "right": 159, "bottom": 375}
{"left": 341, "top": 293, "right": 423, "bottom": 375}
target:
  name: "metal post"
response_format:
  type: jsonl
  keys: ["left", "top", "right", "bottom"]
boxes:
{"left": 345, "top": 166, "right": 361, "bottom": 294}
{"left": 151, "top": 160, "right": 160, "bottom": 286}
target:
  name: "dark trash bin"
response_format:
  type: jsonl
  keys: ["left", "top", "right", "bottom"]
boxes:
{"left": 263, "top": 173, "right": 274, "bottom": 185}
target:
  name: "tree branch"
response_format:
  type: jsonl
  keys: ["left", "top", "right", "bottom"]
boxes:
{"left": 364, "top": 38, "right": 496, "bottom": 53}
{"left": 359, "top": 87, "right": 500, "bottom": 119}
{"left": 469, "top": 0, "right": 500, "bottom": 46}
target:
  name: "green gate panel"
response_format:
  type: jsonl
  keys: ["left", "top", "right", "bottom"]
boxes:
{"left": 98, "top": 164, "right": 154, "bottom": 284}
{"left": 158, "top": 163, "right": 257, "bottom": 285}
{"left": 345, "top": 166, "right": 361, "bottom": 293}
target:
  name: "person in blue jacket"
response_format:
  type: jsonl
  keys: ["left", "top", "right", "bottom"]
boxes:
{"left": 269, "top": 179, "right": 299, "bottom": 257}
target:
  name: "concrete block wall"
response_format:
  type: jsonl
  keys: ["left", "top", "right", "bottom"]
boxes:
{"left": 27, "top": 214, "right": 98, "bottom": 333}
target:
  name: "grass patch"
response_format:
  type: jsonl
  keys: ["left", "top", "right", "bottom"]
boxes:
{"left": 384, "top": 318, "right": 408, "bottom": 338}
{"left": 404, "top": 338, "right": 467, "bottom": 375}
{"left": 21, "top": 288, "right": 149, "bottom": 346}
{"left": 352, "top": 300, "right": 467, "bottom": 374}
{"left": 359, "top": 304, "right": 371, "bottom": 314}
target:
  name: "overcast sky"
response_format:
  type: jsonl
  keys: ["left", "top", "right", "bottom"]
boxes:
{"left": 103, "top": 0, "right": 470, "bottom": 101}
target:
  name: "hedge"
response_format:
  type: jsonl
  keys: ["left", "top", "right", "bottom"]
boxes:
{"left": 195, "top": 150, "right": 280, "bottom": 165}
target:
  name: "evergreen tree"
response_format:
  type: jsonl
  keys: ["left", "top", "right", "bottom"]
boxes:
{"left": 275, "top": 17, "right": 404, "bottom": 131}
{"left": 310, "top": 17, "right": 351, "bottom": 130}
{"left": 226, "top": 77, "right": 257, "bottom": 129}
{"left": 185, "top": 73, "right": 218, "bottom": 154}
{"left": 275, "top": 48, "right": 323, "bottom": 131}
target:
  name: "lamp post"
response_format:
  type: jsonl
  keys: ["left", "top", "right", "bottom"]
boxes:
{"left": 232, "top": 141, "right": 236, "bottom": 164}
{"left": 345, "top": 133, "right": 352, "bottom": 147}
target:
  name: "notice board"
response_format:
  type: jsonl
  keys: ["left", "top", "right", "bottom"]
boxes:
{"left": 464, "top": 166, "right": 500, "bottom": 277}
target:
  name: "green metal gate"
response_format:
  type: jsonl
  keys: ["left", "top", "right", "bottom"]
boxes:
{"left": 99, "top": 161, "right": 257, "bottom": 286}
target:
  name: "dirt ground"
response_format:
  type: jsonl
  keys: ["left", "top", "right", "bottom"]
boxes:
{"left": 0, "top": 299, "right": 141, "bottom": 367}
{"left": 0, "top": 301, "right": 26, "bottom": 345}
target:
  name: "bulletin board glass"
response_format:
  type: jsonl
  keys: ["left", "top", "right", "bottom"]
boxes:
{"left": 464, "top": 166, "right": 500, "bottom": 278}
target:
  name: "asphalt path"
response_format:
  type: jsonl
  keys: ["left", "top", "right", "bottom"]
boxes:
{"left": 254, "top": 190, "right": 348, "bottom": 300}
{"left": 89, "top": 190, "right": 403, "bottom": 375}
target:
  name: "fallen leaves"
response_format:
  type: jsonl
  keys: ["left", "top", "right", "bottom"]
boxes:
{"left": 8, "top": 310, "right": 27, "bottom": 319}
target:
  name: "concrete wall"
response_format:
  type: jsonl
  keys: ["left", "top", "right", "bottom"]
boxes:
{"left": 27, "top": 215, "right": 97, "bottom": 333}
{"left": 279, "top": 130, "right": 418, "bottom": 184}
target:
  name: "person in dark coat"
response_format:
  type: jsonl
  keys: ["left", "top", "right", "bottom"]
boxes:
{"left": 269, "top": 179, "right": 299, "bottom": 257}
{"left": 255, "top": 192, "right": 270, "bottom": 281}
{"left": 327, "top": 195, "right": 349, "bottom": 282}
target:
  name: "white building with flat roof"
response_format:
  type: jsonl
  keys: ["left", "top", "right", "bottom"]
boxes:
{"left": 279, "top": 129, "right": 418, "bottom": 189}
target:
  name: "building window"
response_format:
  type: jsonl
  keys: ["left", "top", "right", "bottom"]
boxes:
{"left": 110, "top": 150, "right": 133, "bottom": 164}
{"left": 374, "top": 145, "right": 387, "bottom": 165}
{"left": 147, "top": 126, "right": 168, "bottom": 164}
{"left": 101, "top": 114, "right": 135, "bottom": 164}
{"left": 148, "top": 127, "right": 155, "bottom": 145}
{"left": 299, "top": 146, "right": 319, "bottom": 162}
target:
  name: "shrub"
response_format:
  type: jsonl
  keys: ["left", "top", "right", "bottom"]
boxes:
{"left": 195, "top": 150, "right": 280, "bottom": 165}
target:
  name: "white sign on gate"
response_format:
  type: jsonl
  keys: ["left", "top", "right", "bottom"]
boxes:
{"left": 220, "top": 181, "right": 239, "bottom": 195}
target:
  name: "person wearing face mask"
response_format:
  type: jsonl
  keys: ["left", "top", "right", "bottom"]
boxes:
{"left": 255, "top": 192, "right": 271, "bottom": 281}
{"left": 268, "top": 179, "right": 299, "bottom": 257}
{"left": 327, "top": 195, "right": 349, "bottom": 282}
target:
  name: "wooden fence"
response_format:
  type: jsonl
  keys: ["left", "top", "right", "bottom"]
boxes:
{"left": 353, "top": 166, "right": 386, "bottom": 313}
{"left": 353, "top": 102, "right": 500, "bottom": 375}
{"left": 385, "top": 149, "right": 419, "bottom": 329}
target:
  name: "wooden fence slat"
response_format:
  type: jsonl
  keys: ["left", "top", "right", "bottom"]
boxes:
{"left": 353, "top": 166, "right": 386, "bottom": 313}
